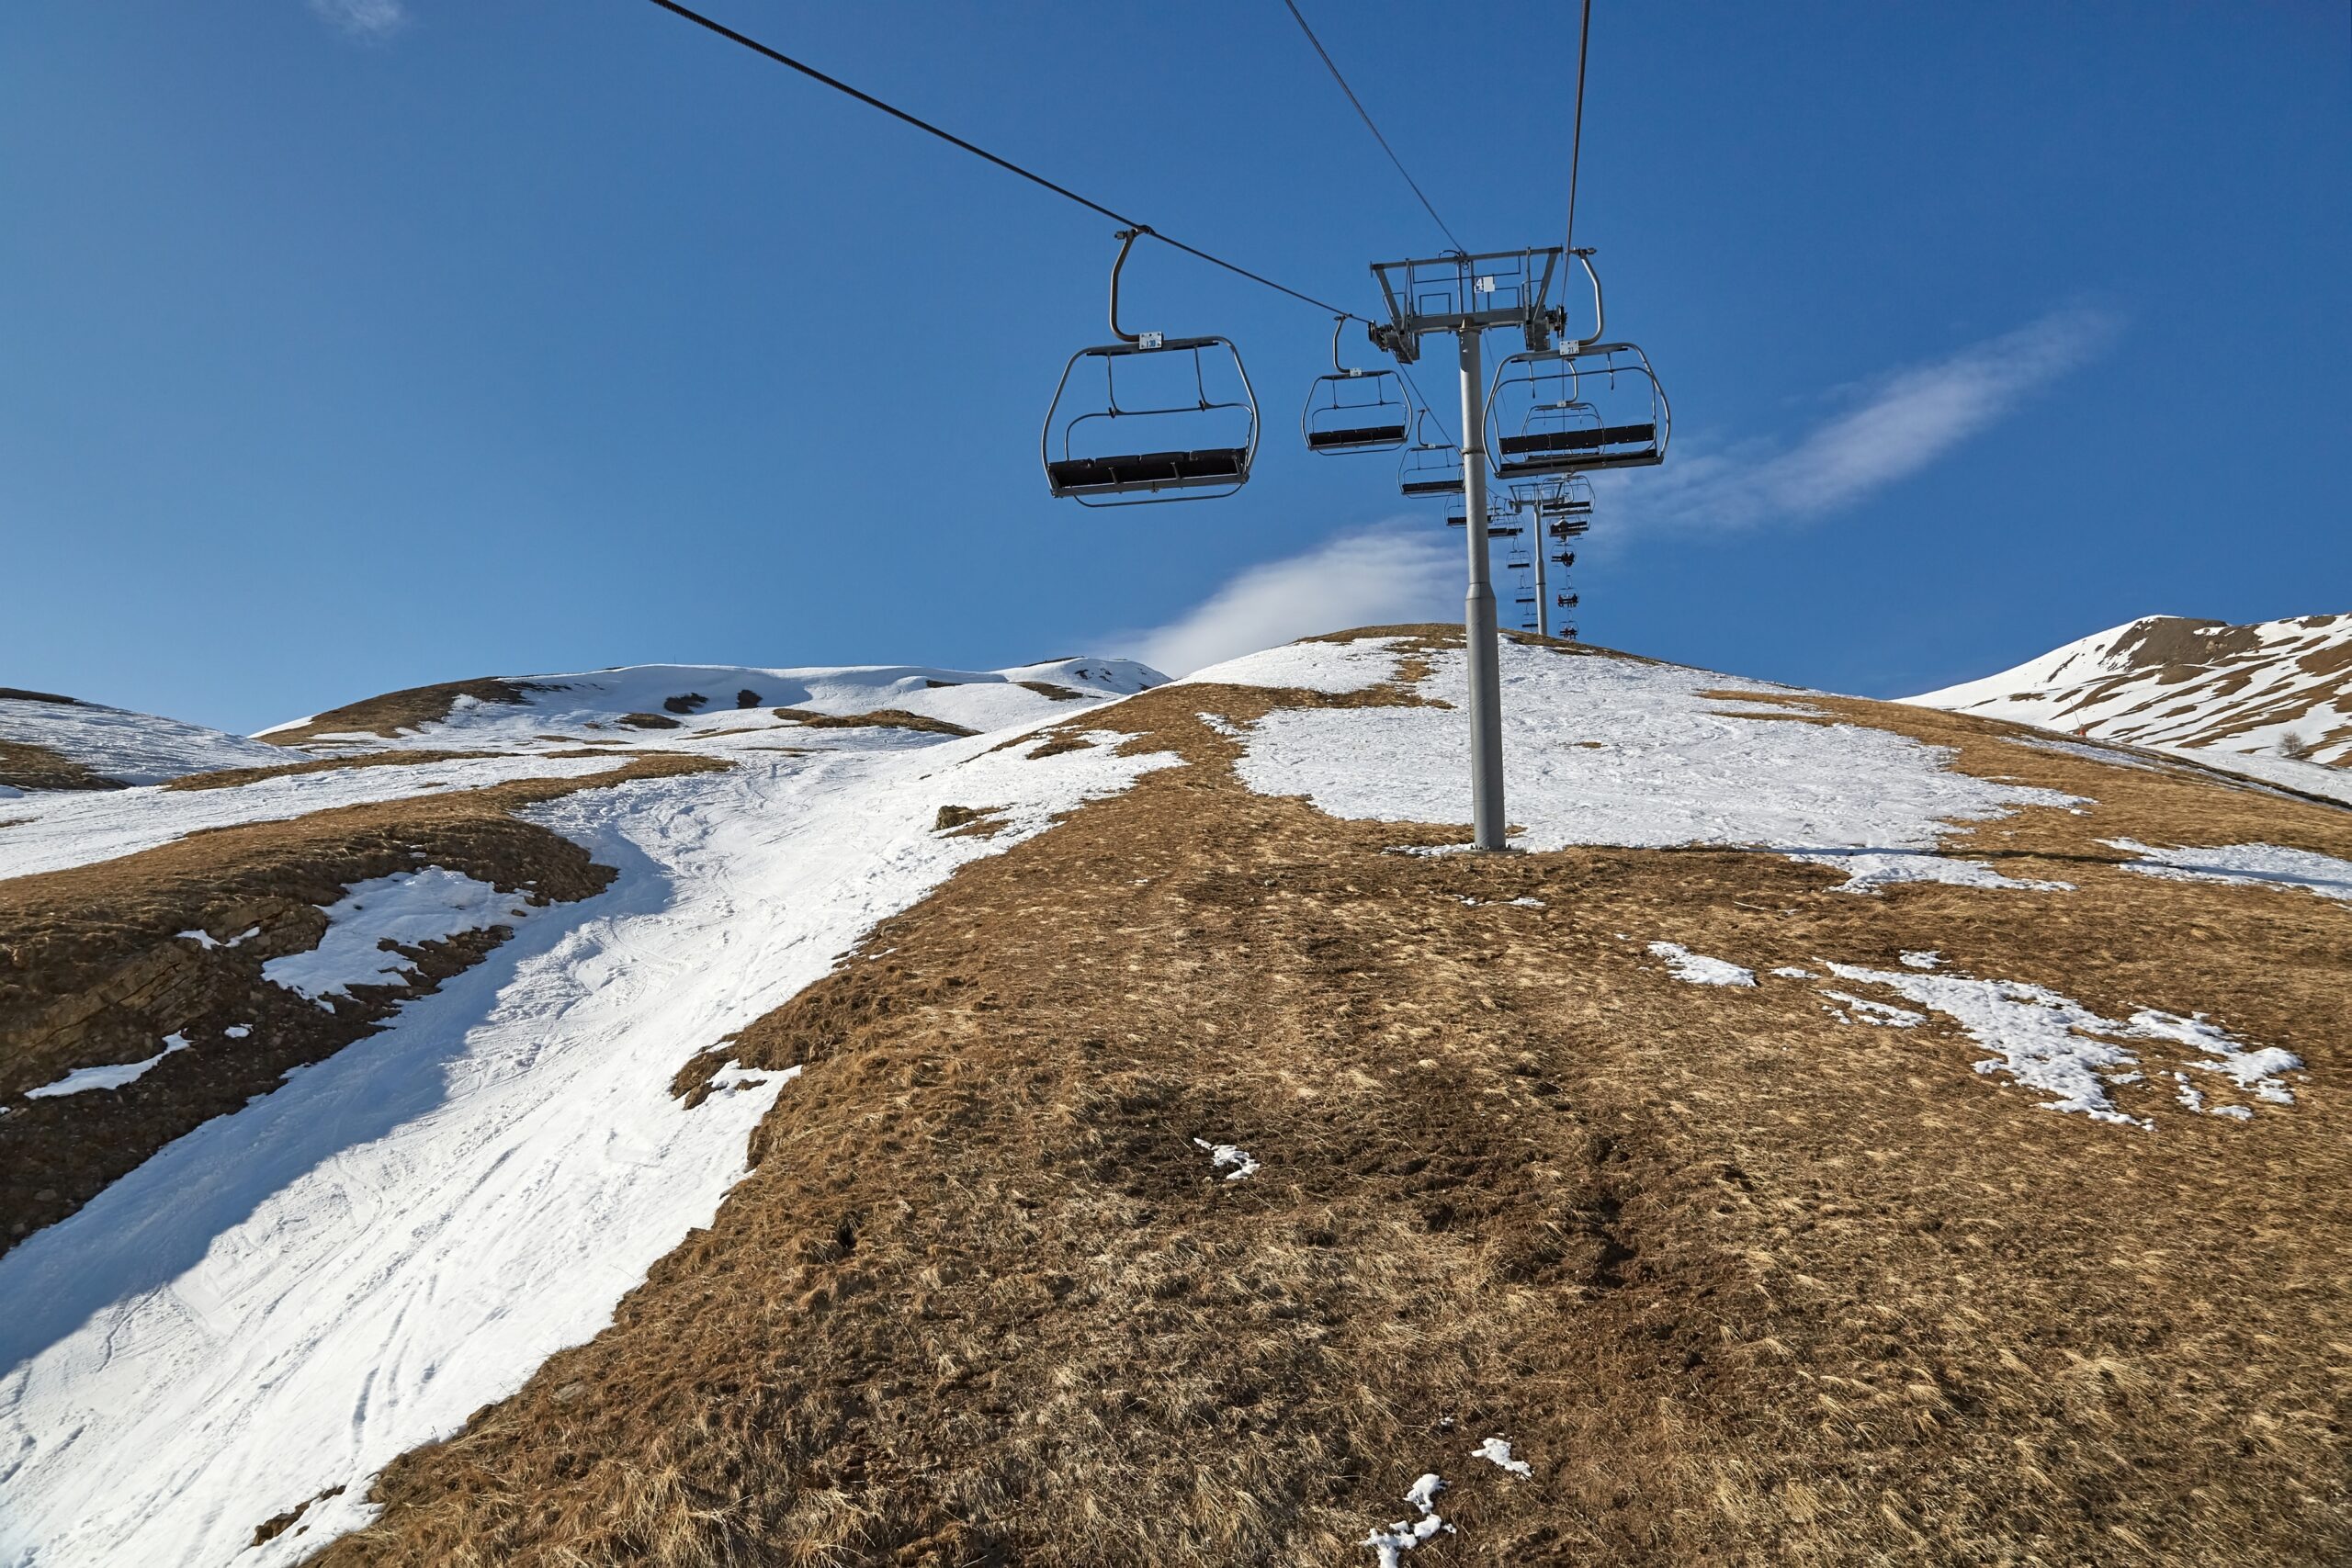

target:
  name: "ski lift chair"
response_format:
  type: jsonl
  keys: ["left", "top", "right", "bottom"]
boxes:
{"left": 1556, "top": 592, "right": 1580, "bottom": 610}
{"left": 1302, "top": 320, "right": 1410, "bottom": 454}
{"left": 1399, "top": 412, "right": 1464, "bottom": 496}
{"left": 1042, "top": 229, "right": 1260, "bottom": 506}
{"left": 1487, "top": 343, "right": 1669, "bottom": 480}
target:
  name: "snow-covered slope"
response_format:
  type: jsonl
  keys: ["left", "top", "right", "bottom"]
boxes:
{"left": 1905, "top": 613, "right": 2351, "bottom": 766}
{"left": 0, "top": 691, "right": 284, "bottom": 789}
{"left": 1, "top": 661, "right": 1175, "bottom": 1565}
{"left": 257, "top": 658, "right": 1165, "bottom": 751}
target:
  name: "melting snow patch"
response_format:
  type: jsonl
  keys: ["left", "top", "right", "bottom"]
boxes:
{"left": 2127, "top": 1010, "right": 2302, "bottom": 1105}
{"left": 1472, "top": 1437, "right": 1532, "bottom": 1477}
{"left": 1509, "top": 896, "right": 1546, "bottom": 908}
{"left": 1820, "top": 990, "right": 1928, "bottom": 1028}
{"left": 1196, "top": 712, "right": 1249, "bottom": 740}
{"left": 223, "top": 1024, "right": 251, "bottom": 1039}
{"left": 1223, "top": 641, "right": 2085, "bottom": 874}
{"left": 1364, "top": 1473, "right": 1453, "bottom": 1566}
{"left": 1782, "top": 850, "right": 2072, "bottom": 895}
{"left": 2103, "top": 840, "right": 2352, "bottom": 902}
{"left": 707, "top": 1061, "right": 802, "bottom": 1097}
{"left": 26, "top": 1033, "right": 190, "bottom": 1099}
{"left": 1823, "top": 965, "right": 2303, "bottom": 1124}
{"left": 177, "top": 925, "right": 259, "bottom": 951}
{"left": 263, "top": 868, "right": 534, "bottom": 1006}
{"left": 1193, "top": 1138, "right": 1260, "bottom": 1180}
{"left": 1900, "top": 950, "right": 1941, "bottom": 969}
{"left": 1647, "top": 942, "right": 1757, "bottom": 987}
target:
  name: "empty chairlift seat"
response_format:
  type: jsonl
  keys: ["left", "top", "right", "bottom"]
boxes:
{"left": 1302, "top": 321, "right": 1411, "bottom": 455}
{"left": 1042, "top": 327, "right": 1261, "bottom": 505}
{"left": 1486, "top": 343, "right": 1670, "bottom": 479}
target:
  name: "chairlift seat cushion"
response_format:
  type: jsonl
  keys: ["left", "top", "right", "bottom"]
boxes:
{"left": 1047, "top": 447, "right": 1250, "bottom": 494}
{"left": 1401, "top": 477, "right": 1466, "bottom": 495}
{"left": 1307, "top": 423, "right": 1410, "bottom": 451}
{"left": 1497, "top": 422, "right": 1660, "bottom": 476}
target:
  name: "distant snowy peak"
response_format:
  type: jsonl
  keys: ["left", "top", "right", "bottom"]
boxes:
{"left": 258, "top": 657, "right": 1170, "bottom": 751}
{"left": 0, "top": 689, "right": 286, "bottom": 789}
{"left": 1905, "top": 613, "right": 2350, "bottom": 767}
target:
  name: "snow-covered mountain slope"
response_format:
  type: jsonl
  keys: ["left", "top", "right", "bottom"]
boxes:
{"left": 1905, "top": 612, "right": 2351, "bottom": 766}
{"left": 255, "top": 657, "right": 1164, "bottom": 750}
{"left": 4, "top": 629, "right": 2347, "bottom": 1566}
{"left": 0, "top": 690, "right": 285, "bottom": 791}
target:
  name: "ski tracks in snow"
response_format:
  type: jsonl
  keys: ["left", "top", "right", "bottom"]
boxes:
{"left": 0, "top": 731, "right": 1178, "bottom": 1567}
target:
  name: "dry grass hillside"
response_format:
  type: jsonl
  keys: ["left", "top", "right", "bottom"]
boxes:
{"left": 315, "top": 630, "right": 2349, "bottom": 1567}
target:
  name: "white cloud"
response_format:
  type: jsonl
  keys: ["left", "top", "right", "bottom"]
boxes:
{"left": 1123, "top": 524, "right": 1459, "bottom": 675}
{"left": 309, "top": 0, "right": 409, "bottom": 39}
{"left": 1603, "top": 307, "right": 2119, "bottom": 532}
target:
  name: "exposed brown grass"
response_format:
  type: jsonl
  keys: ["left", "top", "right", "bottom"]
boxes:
{"left": 319, "top": 651, "right": 2350, "bottom": 1565}
{"left": 775, "top": 708, "right": 980, "bottom": 739}
{"left": 0, "top": 752, "right": 726, "bottom": 1252}
{"left": 0, "top": 738, "right": 117, "bottom": 793}
{"left": 260, "top": 678, "right": 548, "bottom": 748}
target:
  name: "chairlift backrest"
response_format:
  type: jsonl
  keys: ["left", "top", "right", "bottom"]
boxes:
{"left": 1302, "top": 319, "right": 1410, "bottom": 454}
{"left": 1042, "top": 229, "right": 1261, "bottom": 506}
{"left": 1398, "top": 411, "right": 1464, "bottom": 497}
{"left": 1487, "top": 342, "right": 1669, "bottom": 479}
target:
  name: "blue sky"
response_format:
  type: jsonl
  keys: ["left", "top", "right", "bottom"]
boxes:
{"left": 3, "top": 1, "right": 2346, "bottom": 733}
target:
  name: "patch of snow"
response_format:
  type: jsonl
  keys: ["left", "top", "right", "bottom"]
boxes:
{"left": 23, "top": 1034, "right": 192, "bottom": 1100}
{"left": 1196, "top": 712, "right": 1249, "bottom": 739}
{"left": 306, "top": 659, "right": 1169, "bottom": 753}
{"left": 2127, "top": 1010, "right": 2303, "bottom": 1105}
{"left": 1471, "top": 1437, "right": 1532, "bottom": 1478}
{"left": 1364, "top": 1472, "right": 1453, "bottom": 1566}
{"left": 1900, "top": 950, "right": 1941, "bottom": 969}
{"left": 262, "top": 869, "right": 535, "bottom": 1006}
{"left": 1770, "top": 965, "right": 1815, "bottom": 978}
{"left": 2149, "top": 746, "right": 2352, "bottom": 808}
{"left": 1647, "top": 942, "right": 1757, "bottom": 987}
{"left": 1826, "top": 964, "right": 2143, "bottom": 1124}
{"left": 1819, "top": 990, "right": 1928, "bottom": 1028}
{"left": 1224, "top": 642, "right": 2082, "bottom": 886}
{"left": 0, "top": 717, "right": 1183, "bottom": 1566}
{"left": 223, "top": 1025, "right": 251, "bottom": 1040}
{"left": 706, "top": 1061, "right": 802, "bottom": 1097}
{"left": 0, "top": 752, "right": 638, "bottom": 883}
{"left": 1183, "top": 636, "right": 1413, "bottom": 695}
{"left": 0, "top": 695, "right": 285, "bottom": 786}
{"left": 1825, "top": 965, "right": 2304, "bottom": 1126}
{"left": 2103, "top": 839, "right": 2352, "bottom": 902}
{"left": 1782, "top": 849, "right": 2073, "bottom": 895}
{"left": 1193, "top": 1138, "right": 1260, "bottom": 1180}
{"left": 1509, "top": 896, "right": 1546, "bottom": 908}
{"left": 177, "top": 925, "right": 258, "bottom": 951}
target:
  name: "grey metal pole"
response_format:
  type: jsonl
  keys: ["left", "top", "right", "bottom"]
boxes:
{"left": 1457, "top": 327, "right": 1507, "bottom": 851}
{"left": 1532, "top": 497, "right": 1549, "bottom": 638}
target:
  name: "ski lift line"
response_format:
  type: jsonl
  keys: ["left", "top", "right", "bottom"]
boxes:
{"left": 640, "top": 0, "right": 1374, "bottom": 324}
{"left": 1274, "top": 0, "right": 1466, "bottom": 254}
{"left": 1564, "top": 0, "right": 1592, "bottom": 257}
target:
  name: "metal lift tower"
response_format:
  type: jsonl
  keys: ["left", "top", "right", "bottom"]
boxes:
{"left": 1369, "top": 248, "right": 1566, "bottom": 852}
